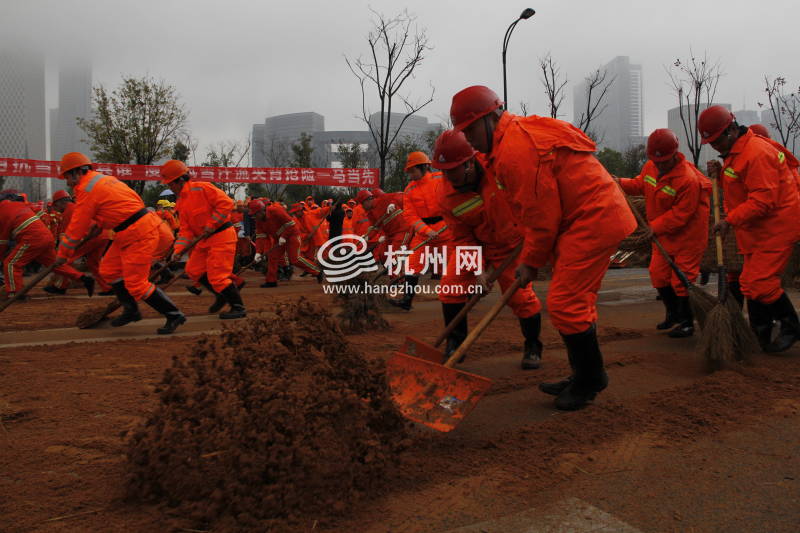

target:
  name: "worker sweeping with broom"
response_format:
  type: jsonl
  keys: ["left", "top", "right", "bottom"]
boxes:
{"left": 449, "top": 86, "right": 636, "bottom": 410}
{"left": 699, "top": 106, "right": 800, "bottom": 353}
{"left": 617, "top": 128, "right": 711, "bottom": 338}
{"left": 54, "top": 152, "right": 186, "bottom": 334}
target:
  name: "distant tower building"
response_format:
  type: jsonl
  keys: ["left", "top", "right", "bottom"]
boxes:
{"left": 0, "top": 49, "right": 46, "bottom": 199}
{"left": 667, "top": 103, "right": 731, "bottom": 170}
{"left": 573, "top": 56, "right": 643, "bottom": 152}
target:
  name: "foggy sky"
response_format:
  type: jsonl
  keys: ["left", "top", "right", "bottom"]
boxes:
{"left": 4, "top": 0, "right": 798, "bottom": 158}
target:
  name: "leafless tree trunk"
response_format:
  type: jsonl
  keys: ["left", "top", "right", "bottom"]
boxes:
{"left": 539, "top": 53, "right": 568, "bottom": 119}
{"left": 519, "top": 101, "right": 529, "bottom": 117}
{"left": 667, "top": 51, "right": 723, "bottom": 166}
{"left": 345, "top": 9, "right": 434, "bottom": 187}
{"left": 201, "top": 139, "right": 251, "bottom": 198}
{"left": 760, "top": 76, "right": 800, "bottom": 154}
{"left": 577, "top": 67, "right": 615, "bottom": 143}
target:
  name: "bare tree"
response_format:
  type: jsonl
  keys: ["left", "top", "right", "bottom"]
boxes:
{"left": 667, "top": 51, "right": 723, "bottom": 166}
{"left": 539, "top": 53, "right": 568, "bottom": 119}
{"left": 519, "top": 101, "right": 529, "bottom": 117}
{"left": 759, "top": 76, "right": 800, "bottom": 154}
{"left": 345, "top": 9, "right": 435, "bottom": 187}
{"left": 576, "top": 67, "right": 615, "bottom": 142}
{"left": 201, "top": 139, "right": 250, "bottom": 198}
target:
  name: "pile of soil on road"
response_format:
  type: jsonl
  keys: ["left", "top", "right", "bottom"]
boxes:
{"left": 126, "top": 298, "right": 408, "bottom": 530}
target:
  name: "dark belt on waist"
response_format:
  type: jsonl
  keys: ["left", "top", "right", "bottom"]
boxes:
{"left": 421, "top": 216, "right": 443, "bottom": 225}
{"left": 210, "top": 221, "right": 233, "bottom": 235}
{"left": 113, "top": 208, "right": 148, "bottom": 233}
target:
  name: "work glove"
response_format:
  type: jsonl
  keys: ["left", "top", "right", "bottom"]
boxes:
{"left": 378, "top": 236, "right": 386, "bottom": 243}
{"left": 254, "top": 253, "right": 263, "bottom": 263}
{"left": 238, "top": 229, "right": 245, "bottom": 238}
{"left": 278, "top": 237, "right": 286, "bottom": 245}
{"left": 423, "top": 229, "right": 438, "bottom": 241}
{"left": 386, "top": 203, "right": 397, "bottom": 215}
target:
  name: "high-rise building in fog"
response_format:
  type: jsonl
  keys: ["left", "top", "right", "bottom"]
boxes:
{"left": 573, "top": 56, "right": 643, "bottom": 152}
{"left": 51, "top": 60, "right": 92, "bottom": 160}
{"left": 0, "top": 49, "right": 46, "bottom": 198}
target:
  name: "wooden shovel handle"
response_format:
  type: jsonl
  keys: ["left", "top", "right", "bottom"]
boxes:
{"left": 434, "top": 243, "right": 522, "bottom": 347}
{"left": 443, "top": 277, "right": 523, "bottom": 368}
{"left": 711, "top": 177, "right": 725, "bottom": 267}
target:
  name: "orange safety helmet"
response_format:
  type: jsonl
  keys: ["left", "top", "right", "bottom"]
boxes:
{"left": 355, "top": 189, "right": 373, "bottom": 204}
{"left": 432, "top": 130, "right": 478, "bottom": 170}
{"left": 160, "top": 159, "right": 190, "bottom": 184}
{"left": 450, "top": 85, "right": 504, "bottom": 131}
{"left": 59, "top": 152, "right": 92, "bottom": 178}
{"left": 404, "top": 151, "right": 432, "bottom": 172}
{"left": 698, "top": 105, "right": 735, "bottom": 145}
{"left": 347, "top": 199, "right": 356, "bottom": 207}
{"left": 646, "top": 128, "right": 680, "bottom": 162}
{"left": 52, "top": 189, "right": 72, "bottom": 203}
{"left": 749, "top": 123, "right": 771, "bottom": 138}
{"left": 248, "top": 199, "right": 265, "bottom": 216}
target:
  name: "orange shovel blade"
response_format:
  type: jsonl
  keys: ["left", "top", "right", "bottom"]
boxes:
{"left": 386, "top": 351, "right": 492, "bottom": 432}
{"left": 400, "top": 336, "right": 444, "bottom": 363}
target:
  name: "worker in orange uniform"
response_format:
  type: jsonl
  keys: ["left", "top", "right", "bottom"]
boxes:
{"left": 46, "top": 189, "right": 114, "bottom": 296}
{"left": 450, "top": 86, "right": 636, "bottom": 410}
{"left": 699, "top": 106, "right": 800, "bottom": 352}
{"left": 617, "top": 129, "right": 711, "bottom": 338}
{"left": 0, "top": 191, "right": 89, "bottom": 300}
{"left": 431, "top": 130, "right": 544, "bottom": 369}
{"left": 54, "top": 153, "right": 185, "bottom": 334}
{"left": 249, "top": 199, "right": 320, "bottom": 287}
{"left": 403, "top": 151, "right": 451, "bottom": 278}
{"left": 155, "top": 199, "right": 179, "bottom": 233}
{"left": 749, "top": 123, "right": 800, "bottom": 196}
{"left": 357, "top": 188, "right": 425, "bottom": 310}
{"left": 160, "top": 160, "right": 246, "bottom": 319}
{"left": 293, "top": 201, "right": 331, "bottom": 264}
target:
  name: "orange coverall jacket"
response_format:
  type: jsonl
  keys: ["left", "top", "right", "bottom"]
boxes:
{"left": 173, "top": 181, "right": 234, "bottom": 255}
{"left": 720, "top": 129, "right": 800, "bottom": 253}
{"left": 298, "top": 206, "right": 331, "bottom": 248}
{"left": 487, "top": 113, "right": 636, "bottom": 268}
{"left": 254, "top": 203, "right": 300, "bottom": 253}
{"left": 403, "top": 171, "right": 450, "bottom": 240}
{"left": 619, "top": 153, "right": 711, "bottom": 256}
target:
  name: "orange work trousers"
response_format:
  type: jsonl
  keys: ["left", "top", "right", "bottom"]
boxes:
{"left": 99, "top": 213, "right": 171, "bottom": 301}
{"left": 740, "top": 247, "right": 793, "bottom": 304}
{"left": 648, "top": 246, "right": 702, "bottom": 297}
{"left": 54, "top": 237, "right": 112, "bottom": 292}
{"left": 547, "top": 244, "right": 618, "bottom": 335}
{"left": 439, "top": 253, "right": 541, "bottom": 318}
{"left": 3, "top": 232, "right": 82, "bottom": 296}
{"left": 184, "top": 226, "right": 237, "bottom": 293}
{"left": 266, "top": 234, "right": 319, "bottom": 282}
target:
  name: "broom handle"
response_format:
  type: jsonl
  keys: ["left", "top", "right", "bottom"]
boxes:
{"left": 710, "top": 173, "right": 728, "bottom": 303}
{"left": 433, "top": 243, "right": 522, "bottom": 348}
{"left": 616, "top": 181, "right": 693, "bottom": 290}
{"left": 0, "top": 233, "right": 94, "bottom": 313}
{"left": 443, "top": 278, "right": 523, "bottom": 368}
{"left": 374, "top": 225, "right": 449, "bottom": 282}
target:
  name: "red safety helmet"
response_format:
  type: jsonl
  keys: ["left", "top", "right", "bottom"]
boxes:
{"left": 749, "top": 123, "right": 771, "bottom": 138}
{"left": 355, "top": 189, "right": 373, "bottom": 204}
{"left": 404, "top": 151, "right": 432, "bottom": 172}
{"left": 59, "top": 152, "right": 92, "bottom": 178}
{"left": 370, "top": 187, "right": 384, "bottom": 197}
{"left": 52, "top": 189, "right": 72, "bottom": 203}
{"left": 698, "top": 105, "right": 735, "bottom": 144}
{"left": 450, "top": 85, "right": 504, "bottom": 131}
{"left": 160, "top": 160, "right": 190, "bottom": 184}
{"left": 431, "top": 129, "right": 478, "bottom": 170}
{"left": 248, "top": 199, "right": 265, "bottom": 216}
{"left": 289, "top": 202, "right": 304, "bottom": 214}
{"left": 646, "top": 129, "right": 680, "bottom": 162}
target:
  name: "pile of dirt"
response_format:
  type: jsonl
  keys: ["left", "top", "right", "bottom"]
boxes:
{"left": 126, "top": 298, "right": 408, "bottom": 530}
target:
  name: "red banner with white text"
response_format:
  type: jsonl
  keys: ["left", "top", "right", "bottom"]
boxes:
{"left": 0, "top": 157, "right": 379, "bottom": 188}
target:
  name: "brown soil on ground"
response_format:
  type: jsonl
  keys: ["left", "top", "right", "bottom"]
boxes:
{"left": 2, "top": 271, "right": 800, "bottom": 532}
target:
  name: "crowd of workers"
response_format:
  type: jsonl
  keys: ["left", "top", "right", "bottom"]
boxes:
{"left": 2, "top": 85, "right": 799, "bottom": 411}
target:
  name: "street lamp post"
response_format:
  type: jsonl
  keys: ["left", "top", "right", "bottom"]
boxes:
{"left": 502, "top": 7, "right": 536, "bottom": 109}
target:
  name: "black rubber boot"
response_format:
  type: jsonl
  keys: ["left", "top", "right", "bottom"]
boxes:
{"left": 554, "top": 324, "right": 608, "bottom": 411}
{"left": 144, "top": 287, "right": 186, "bottom": 334}
{"left": 261, "top": 281, "right": 278, "bottom": 288}
{"left": 186, "top": 285, "right": 202, "bottom": 296}
{"left": 656, "top": 286, "right": 679, "bottom": 330}
{"left": 540, "top": 376, "right": 573, "bottom": 396}
{"left": 764, "top": 293, "right": 800, "bottom": 353}
{"left": 668, "top": 296, "right": 695, "bottom": 338}
{"left": 198, "top": 274, "right": 226, "bottom": 313}
{"left": 390, "top": 276, "right": 418, "bottom": 311}
{"left": 519, "top": 313, "right": 543, "bottom": 370}
{"left": 747, "top": 299, "right": 774, "bottom": 350}
{"left": 110, "top": 281, "right": 142, "bottom": 327}
{"left": 700, "top": 271, "right": 710, "bottom": 286}
{"left": 728, "top": 280, "right": 745, "bottom": 309}
{"left": 218, "top": 283, "right": 247, "bottom": 319}
{"left": 43, "top": 285, "right": 67, "bottom": 295}
{"left": 441, "top": 302, "right": 468, "bottom": 364}
{"left": 81, "top": 275, "right": 95, "bottom": 297}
